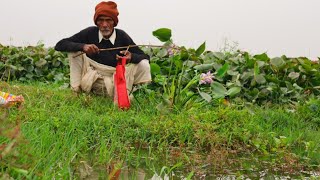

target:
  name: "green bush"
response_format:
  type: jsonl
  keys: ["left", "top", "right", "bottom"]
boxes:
{"left": 0, "top": 44, "right": 69, "bottom": 83}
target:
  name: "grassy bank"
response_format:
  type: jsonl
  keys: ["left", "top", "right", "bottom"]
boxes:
{"left": 1, "top": 82, "right": 320, "bottom": 179}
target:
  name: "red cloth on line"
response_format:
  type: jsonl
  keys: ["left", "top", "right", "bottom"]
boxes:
{"left": 114, "top": 57, "right": 130, "bottom": 109}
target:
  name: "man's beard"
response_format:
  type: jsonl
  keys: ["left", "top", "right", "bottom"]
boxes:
{"left": 101, "top": 28, "right": 113, "bottom": 38}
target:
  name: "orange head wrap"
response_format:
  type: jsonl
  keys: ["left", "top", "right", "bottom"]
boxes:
{"left": 94, "top": 1, "right": 119, "bottom": 26}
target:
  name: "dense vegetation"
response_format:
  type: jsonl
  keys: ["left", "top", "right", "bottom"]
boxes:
{"left": 1, "top": 29, "right": 319, "bottom": 108}
{"left": 0, "top": 28, "right": 319, "bottom": 179}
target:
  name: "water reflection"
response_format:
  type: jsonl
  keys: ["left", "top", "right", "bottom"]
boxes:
{"left": 77, "top": 161, "right": 319, "bottom": 179}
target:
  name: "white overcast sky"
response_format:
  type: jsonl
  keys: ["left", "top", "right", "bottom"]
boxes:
{"left": 0, "top": 0, "right": 319, "bottom": 59}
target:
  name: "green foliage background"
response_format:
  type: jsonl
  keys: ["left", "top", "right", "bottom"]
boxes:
{"left": 0, "top": 44, "right": 69, "bottom": 83}
{"left": 1, "top": 28, "right": 319, "bottom": 107}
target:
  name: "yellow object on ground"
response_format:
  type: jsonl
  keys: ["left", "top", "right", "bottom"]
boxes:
{"left": 0, "top": 91, "right": 24, "bottom": 108}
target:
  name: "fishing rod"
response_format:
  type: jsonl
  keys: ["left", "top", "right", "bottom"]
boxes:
{"left": 72, "top": 44, "right": 172, "bottom": 58}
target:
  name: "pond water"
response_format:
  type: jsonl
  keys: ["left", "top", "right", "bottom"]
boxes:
{"left": 76, "top": 161, "right": 319, "bottom": 179}
{"left": 75, "top": 148, "right": 319, "bottom": 179}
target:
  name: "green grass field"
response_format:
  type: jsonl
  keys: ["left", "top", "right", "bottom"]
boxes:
{"left": 1, "top": 82, "right": 319, "bottom": 179}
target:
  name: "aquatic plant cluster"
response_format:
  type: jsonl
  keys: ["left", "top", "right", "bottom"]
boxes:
{"left": 1, "top": 28, "right": 319, "bottom": 108}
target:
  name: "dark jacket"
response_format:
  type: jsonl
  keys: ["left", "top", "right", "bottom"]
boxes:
{"left": 55, "top": 27, "right": 149, "bottom": 67}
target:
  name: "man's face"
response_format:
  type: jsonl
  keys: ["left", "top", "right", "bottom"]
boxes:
{"left": 96, "top": 16, "right": 115, "bottom": 39}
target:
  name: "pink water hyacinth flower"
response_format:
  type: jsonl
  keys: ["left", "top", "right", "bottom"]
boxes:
{"left": 199, "top": 71, "right": 214, "bottom": 85}
{"left": 167, "top": 44, "right": 179, "bottom": 56}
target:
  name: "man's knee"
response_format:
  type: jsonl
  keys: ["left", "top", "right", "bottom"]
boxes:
{"left": 137, "top": 59, "right": 150, "bottom": 71}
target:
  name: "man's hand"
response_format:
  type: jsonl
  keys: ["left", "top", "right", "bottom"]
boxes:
{"left": 83, "top": 44, "right": 99, "bottom": 55}
{"left": 116, "top": 50, "right": 132, "bottom": 63}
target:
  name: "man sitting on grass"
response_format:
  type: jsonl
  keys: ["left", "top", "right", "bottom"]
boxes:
{"left": 55, "top": 1, "right": 151, "bottom": 101}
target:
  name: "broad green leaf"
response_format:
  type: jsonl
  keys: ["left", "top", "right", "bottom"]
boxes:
{"left": 179, "top": 48, "right": 189, "bottom": 60}
{"left": 297, "top": 58, "right": 310, "bottom": 65}
{"left": 259, "top": 88, "right": 270, "bottom": 97}
{"left": 293, "top": 83, "right": 303, "bottom": 91}
{"left": 254, "top": 53, "right": 270, "bottom": 61}
{"left": 47, "top": 73, "right": 54, "bottom": 80}
{"left": 257, "top": 61, "right": 266, "bottom": 67}
{"left": 44, "top": 55, "right": 52, "bottom": 60}
{"left": 203, "top": 52, "right": 215, "bottom": 63}
{"left": 247, "top": 88, "right": 259, "bottom": 99}
{"left": 212, "top": 63, "right": 222, "bottom": 71}
{"left": 17, "top": 66, "right": 24, "bottom": 71}
{"left": 270, "top": 57, "right": 285, "bottom": 67}
{"left": 227, "top": 70, "right": 239, "bottom": 76}
{"left": 152, "top": 28, "right": 172, "bottom": 42}
{"left": 228, "top": 57, "right": 238, "bottom": 65}
{"left": 156, "top": 48, "right": 168, "bottom": 58}
{"left": 226, "top": 87, "right": 241, "bottom": 97}
{"left": 150, "top": 56, "right": 160, "bottom": 63}
{"left": 195, "top": 42, "right": 206, "bottom": 57}
{"left": 48, "top": 48, "right": 55, "bottom": 55}
{"left": 26, "top": 73, "right": 33, "bottom": 79}
{"left": 53, "top": 51, "right": 62, "bottom": 57}
{"left": 288, "top": 72, "right": 300, "bottom": 80}
{"left": 280, "top": 87, "right": 288, "bottom": 94}
{"left": 54, "top": 73, "right": 64, "bottom": 82}
{"left": 194, "top": 64, "right": 213, "bottom": 71}
{"left": 19, "top": 77, "right": 27, "bottom": 81}
{"left": 154, "top": 75, "right": 167, "bottom": 85}
{"left": 241, "top": 72, "right": 253, "bottom": 81}
{"left": 52, "top": 60, "right": 61, "bottom": 67}
{"left": 199, "top": 91, "right": 212, "bottom": 102}
{"left": 211, "top": 81, "right": 227, "bottom": 97}
{"left": 212, "top": 52, "right": 225, "bottom": 60}
{"left": 23, "top": 56, "right": 33, "bottom": 62}
{"left": 34, "top": 68, "right": 43, "bottom": 76}
{"left": 150, "top": 63, "right": 161, "bottom": 75}
{"left": 212, "top": 93, "right": 225, "bottom": 99}
{"left": 216, "top": 63, "right": 229, "bottom": 78}
{"left": 255, "top": 74, "right": 266, "bottom": 84}
{"left": 35, "top": 59, "right": 47, "bottom": 67}
{"left": 301, "top": 64, "right": 313, "bottom": 72}
{"left": 183, "top": 60, "right": 195, "bottom": 68}
{"left": 298, "top": 65, "right": 306, "bottom": 73}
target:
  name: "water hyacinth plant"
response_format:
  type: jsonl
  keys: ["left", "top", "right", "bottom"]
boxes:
{"left": 147, "top": 28, "right": 244, "bottom": 109}
{"left": 0, "top": 43, "right": 69, "bottom": 83}
{"left": 0, "top": 28, "right": 319, "bottom": 108}
{"left": 147, "top": 28, "right": 214, "bottom": 110}
{"left": 146, "top": 28, "right": 320, "bottom": 107}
